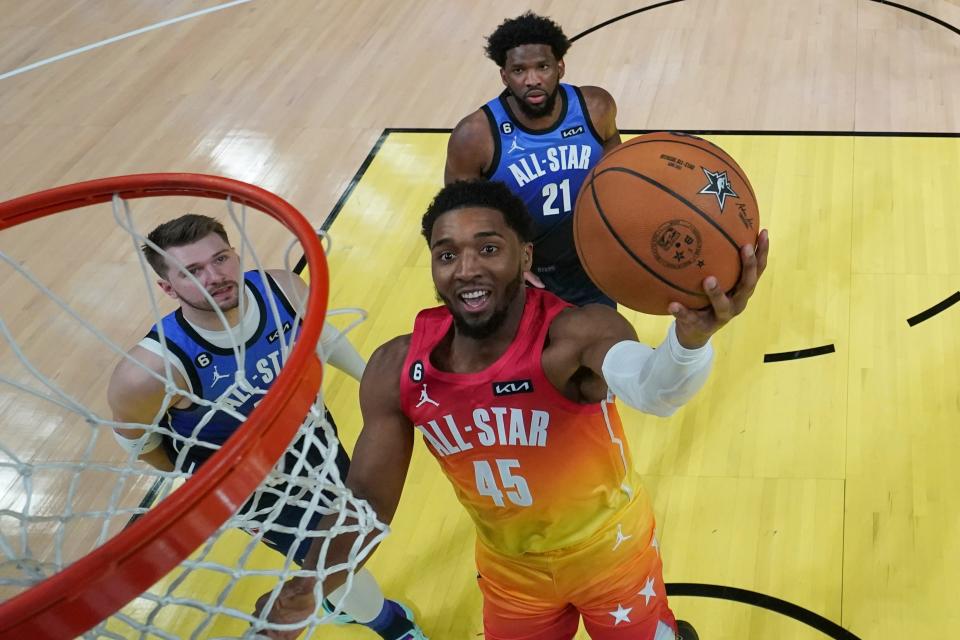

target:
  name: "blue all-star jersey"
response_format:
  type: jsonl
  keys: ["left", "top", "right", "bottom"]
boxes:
{"left": 483, "top": 84, "right": 609, "bottom": 306}
{"left": 145, "top": 270, "right": 298, "bottom": 471}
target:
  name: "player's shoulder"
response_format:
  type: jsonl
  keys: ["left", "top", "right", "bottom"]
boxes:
{"left": 367, "top": 334, "right": 413, "bottom": 375}
{"left": 577, "top": 85, "right": 617, "bottom": 113}
{"left": 450, "top": 109, "right": 494, "bottom": 147}
{"left": 109, "top": 344, "right": 169, "bottom": 395}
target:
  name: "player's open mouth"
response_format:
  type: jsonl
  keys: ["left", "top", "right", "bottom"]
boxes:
{"left": 459, "top": 289, "right": 491, "bottom": 311}
{"left": 210, "top": 284, "right": 234, "bottom": 298}
{"left": 526, "top": 92, "right": 546, "bottom": 105}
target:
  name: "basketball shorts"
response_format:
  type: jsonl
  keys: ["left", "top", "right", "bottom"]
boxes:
{"left": 240, "top": 408, "right": 351, "bottom": 565}
{"left": 476, "top": 495, "right": 675, "bottom": 640}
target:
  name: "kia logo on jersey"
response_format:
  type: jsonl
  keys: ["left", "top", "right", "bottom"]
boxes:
{"left": 492, "top": 379, "right": 534, "bottom": 396}
{"left": 561, "top": 125, "right": 584, "bottom": 138}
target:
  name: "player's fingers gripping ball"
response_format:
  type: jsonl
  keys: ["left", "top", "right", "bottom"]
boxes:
{"left": 573, "top": 132, "right": 760, "bottom": 314}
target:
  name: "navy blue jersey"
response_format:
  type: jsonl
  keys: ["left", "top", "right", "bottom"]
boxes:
{"left": 483, "top": 84, "right": 612, "bottom": 306}
{"left": 143, "top": 270, "right": 349, "bottom": 563}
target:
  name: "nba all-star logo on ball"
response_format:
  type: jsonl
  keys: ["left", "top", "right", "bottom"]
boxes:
{"left": 698, "top": 167, "right": 739, "bottom": 211}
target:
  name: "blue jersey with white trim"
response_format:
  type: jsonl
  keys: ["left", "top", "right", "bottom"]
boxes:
{"left": 147, "top": 271, "right": 298, "bottom": 471}
{"left": 483, "top": 84, "right": 606, "bottom": 305}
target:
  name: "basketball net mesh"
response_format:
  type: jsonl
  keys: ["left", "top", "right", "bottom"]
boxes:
{"left": 0, "top": 189, "right": 387, "bottom": 638}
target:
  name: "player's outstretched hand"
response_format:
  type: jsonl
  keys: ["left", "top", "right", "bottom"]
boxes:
{"left": 670, "top": 229, "right": 769, "bottom": 349}
{"left": 252, "top": 578, "right": 317, "bottom": 640}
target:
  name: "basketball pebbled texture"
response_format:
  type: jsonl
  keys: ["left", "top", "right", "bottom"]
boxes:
{"left": 574, "top": 132, "right": 759, "bottom": 314}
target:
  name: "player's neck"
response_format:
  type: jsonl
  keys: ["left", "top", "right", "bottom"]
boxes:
{"left": 444, "top": 290, "right": 527, "bottom": 373}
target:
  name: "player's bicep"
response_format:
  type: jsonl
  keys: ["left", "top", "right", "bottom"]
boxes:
{"left": 444, "top": 115, "right": 492, "bottom": 183}
{"left": 107, "top": 360, "right": 167, "bottom": 430}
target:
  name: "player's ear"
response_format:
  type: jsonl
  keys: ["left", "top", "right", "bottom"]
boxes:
{"left": 557, "top": 59, "right": 565, "bottom": 79}
{"left": 499, "top": 66, "right": 508, "bottom": 87}
{"left": 520, "top": 242, "right": 533, "bottom": 272}
{"left": 157, "top": 278, "right": 178, "bottom": 300}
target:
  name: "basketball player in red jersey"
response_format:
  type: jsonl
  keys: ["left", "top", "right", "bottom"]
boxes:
{"left": 257, "top": 180, "right": 769, "bottom": 639}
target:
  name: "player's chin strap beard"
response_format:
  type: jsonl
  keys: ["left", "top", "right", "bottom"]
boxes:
{"left": 511, "top": 85, "right": 560, "bottom": 120}
{"left": 446, "top": 269, "right": 524, "bottom": 340}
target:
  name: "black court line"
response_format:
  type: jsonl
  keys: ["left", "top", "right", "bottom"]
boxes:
{"left": 566, "top": 0, "right": 960, "bottom": 43}
{"left": 383, "top": 126, "right": 960, "bottom": 138}
{"left": 124, "top": 476, "right": 167, "bottom": 529}
{"left": 866, "top": 0, "right": 960, "bottom": 37}
{"left": 907, "top": 291, "right": 960, "bottom": 326}
{"left": 666, "top": 583, "right": 862, "bottom": 640}
{"left": 293, "top": 129, "right": 392, "bottom": 275}
{"left": 764, "top": 344, "right": 836, "bottom": 363}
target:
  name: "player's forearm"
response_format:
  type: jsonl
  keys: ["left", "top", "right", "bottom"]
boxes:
{"left": 292, "top": 514, "right": 380, "bottom": 596}
{"left": 602, "top": 321, "right": 714, "bottom": 417}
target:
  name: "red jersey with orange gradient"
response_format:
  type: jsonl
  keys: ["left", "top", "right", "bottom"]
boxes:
{"left": 400, "top": 288, "right": 649, "bottom": 556}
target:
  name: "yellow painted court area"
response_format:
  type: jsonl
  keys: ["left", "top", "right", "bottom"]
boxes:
{"left": 114, "top": 132, "right": 960, "bottom": 639}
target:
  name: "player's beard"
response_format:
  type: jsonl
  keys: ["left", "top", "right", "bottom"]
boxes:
{"left": 512, "top": 84, "right": 560, "bottom": 120}
{"left": 438, "top": 269, "right": 524, "bottom": 340}
{"left": 180, "top": 281, "right": 241, "bottom": 313}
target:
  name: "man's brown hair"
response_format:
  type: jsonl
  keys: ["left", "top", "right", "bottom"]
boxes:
{"left": 142, "top": 214, "right": 229, "bottom": 277}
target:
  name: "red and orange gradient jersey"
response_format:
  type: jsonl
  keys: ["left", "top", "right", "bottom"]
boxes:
{"left": 400, "top": 288, "right": 651, "bottom": 556}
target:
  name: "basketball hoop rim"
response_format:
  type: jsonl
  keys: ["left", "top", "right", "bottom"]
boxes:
{"left": 0, "top": 173, "right": 329, "bottom": 638}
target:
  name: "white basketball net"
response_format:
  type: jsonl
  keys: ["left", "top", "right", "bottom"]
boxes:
{"left": 0, "top": 192, "right": 387, "bottom": 638}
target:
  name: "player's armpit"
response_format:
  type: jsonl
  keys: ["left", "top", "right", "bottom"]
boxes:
{"left": 444, "top": 111, "right": 495, "bottom": 183}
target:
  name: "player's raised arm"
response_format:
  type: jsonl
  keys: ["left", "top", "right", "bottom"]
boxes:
{"left": 267, "top": 269, "right": 367, "bottom": 382}
{"left": 255, "top": 335, "right": 416, "bottom": 639}
{"left": 444, "top": 110, "right": 495, "bottom": 183}
{"left": 106, "top": 348, "right": 175, "bottom": 471}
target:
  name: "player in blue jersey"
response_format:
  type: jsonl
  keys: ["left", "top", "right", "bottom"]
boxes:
{"left": 106, "top": 214, "right": 426, "bottom": 640}
{"left": 445, "top": 12, "right": 621, "bottom": 307}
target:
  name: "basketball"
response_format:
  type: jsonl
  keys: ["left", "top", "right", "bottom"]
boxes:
{"left": 573, "top": 132, "right": 760, "bottom": 314}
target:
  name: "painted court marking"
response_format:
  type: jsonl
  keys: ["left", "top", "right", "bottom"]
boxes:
{"left": 0, "top": 0, "right": 253, "bottom": 82}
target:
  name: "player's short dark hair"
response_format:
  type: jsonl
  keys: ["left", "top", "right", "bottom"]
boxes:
{"left": 421, "top": 180, "right": 535, "bottom": 244}
{"left": 142, "top": 214, "right": 230, "bottom": 277}
{"left": 484, "top": 12, "right": 571, "bottom": 67}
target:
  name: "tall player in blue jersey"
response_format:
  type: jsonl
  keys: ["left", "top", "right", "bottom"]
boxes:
{"left": 107, "top": 215, "right": 426, "bottom": 640}
{"left": 445, "top": 12, "right": 620, "bottom": 307}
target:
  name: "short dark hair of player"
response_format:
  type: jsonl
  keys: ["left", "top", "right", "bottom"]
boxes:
{"left": 484, "top": 12, "right": 571, "bottom": 67}
{"left": 142, "top": 214, "right": 230, "bottom": 277}
{"left": 421, "top": 180, "right": 535, "bottom": 245}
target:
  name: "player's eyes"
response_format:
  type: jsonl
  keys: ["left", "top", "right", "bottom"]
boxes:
{"left": 438, "top": 251, "right": 455, "bottom": 262}
{"left": 480, "top": 245, "right": 498, "bottom": 255}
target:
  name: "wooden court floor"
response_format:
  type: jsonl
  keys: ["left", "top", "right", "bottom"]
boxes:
{"left": 1, "top": 1, "right": 959, "bottom": 639}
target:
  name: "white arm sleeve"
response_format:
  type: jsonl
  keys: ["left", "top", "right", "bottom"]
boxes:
{"left": 601, "top": 321, "right": 714, "bottom": 417}
{"left": 319, "top": 322, "right": 366, "bottom": 382}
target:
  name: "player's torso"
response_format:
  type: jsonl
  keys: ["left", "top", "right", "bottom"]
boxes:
{"left": 484, "top": 84, "right": 604, "bottom": 266}
{"left": 400, "top": 288, "right": 639, "bottom": 555}
{"left": 145, "top": 271, "right": 299, "bottom": 470}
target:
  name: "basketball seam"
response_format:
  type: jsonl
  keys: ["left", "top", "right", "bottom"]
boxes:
{"left": 605, "top": 136, "right": 758, "bottom": 204}
{"left": 584, "top": 175, "right": 708, "bottom": 299}
{"left": 595, "top": 166, "right": 745, "bottom": 254}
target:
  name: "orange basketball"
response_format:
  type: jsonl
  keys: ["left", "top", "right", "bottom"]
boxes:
{"left": 574, "top": 132, "right": 760, "bottom": 314}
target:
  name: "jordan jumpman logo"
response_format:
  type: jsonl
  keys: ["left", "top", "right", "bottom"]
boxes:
{"left": 416, "top": 383, "right": 439, "bottom": 408}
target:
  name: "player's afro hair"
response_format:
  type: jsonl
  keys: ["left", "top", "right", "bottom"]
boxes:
{"left": 484, "top": 12, "right": 571, "bottom": 67}
{"left": 421, "top": 180, "right": 535, "bottom": 245}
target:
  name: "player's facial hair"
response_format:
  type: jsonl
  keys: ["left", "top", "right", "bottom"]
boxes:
{"left": 438, "top": 268, "right": 524, "bottom": 340}
{"left": 512, "top": 83, "right": 560, "bottom": 119}
{"left": 177, "top": 281, "right": 241, "bottom": 313}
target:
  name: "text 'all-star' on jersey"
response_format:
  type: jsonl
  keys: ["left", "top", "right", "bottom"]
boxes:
{"left": 138, "top": 270, "right": 301, "bottom": 473}
{"left": 483, "top": 84, "right": 607, "bottom": 306}
{"left": 399, "top": 288, "right": 650, "bottom": 556}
